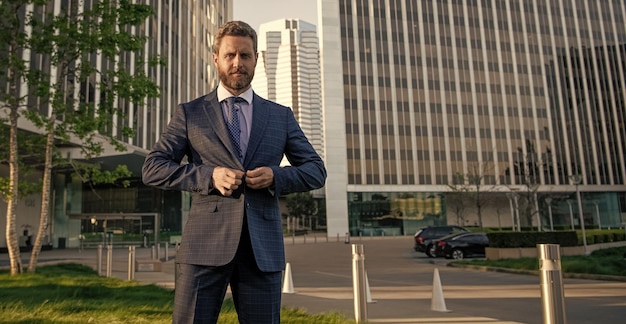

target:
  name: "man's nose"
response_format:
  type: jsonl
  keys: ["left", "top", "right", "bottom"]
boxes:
{"left": 233, "top": 54, "right": 243, "bottom": 67}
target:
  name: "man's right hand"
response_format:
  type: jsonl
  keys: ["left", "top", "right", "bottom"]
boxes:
{"left": 212, "top": 166, "right": 245, "bottom": 197}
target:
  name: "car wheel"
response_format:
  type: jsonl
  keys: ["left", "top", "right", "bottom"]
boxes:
{"left": 451, "top": 249, "right": 464, "bottom": 260}
{"left": 426, "top": 244, "right": 436, "bottom": 258}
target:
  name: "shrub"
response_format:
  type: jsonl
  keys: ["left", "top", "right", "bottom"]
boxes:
{"left": 487, "top": 231, "right": 578, "bottom": 248}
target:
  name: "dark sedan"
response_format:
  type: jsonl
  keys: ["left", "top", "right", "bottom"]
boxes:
{"left": 434, "top": 232, "right": 489, "bottom": 260}
{"left": 413, "top": 225, "right": 468, "bottom": 257}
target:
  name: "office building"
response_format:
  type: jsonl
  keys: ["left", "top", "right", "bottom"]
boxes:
{"left": 318, "top": 0, "right": 626, "bottom": 237}
{"left": 0, "top": 0, "right": 231, "bottom": 249}
{"left": 254, "top": 19, "right": 324, "bottom": 160}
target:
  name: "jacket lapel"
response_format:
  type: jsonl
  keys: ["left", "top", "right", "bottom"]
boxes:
{"left": 202, "top": 91, "right": 242, "bottom": 167}
{"left": 243, "top": 94, "right": 269, "bottom": 167}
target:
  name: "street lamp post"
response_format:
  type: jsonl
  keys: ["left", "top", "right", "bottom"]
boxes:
{"left": 545, "top": 197, "right": 554, "bottom": 231}
{"left": 570, "top": 174, "right": 587, "bottom": 253}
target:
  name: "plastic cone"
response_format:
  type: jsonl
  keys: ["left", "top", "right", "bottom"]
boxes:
{"left": 366, "top": 271, "right": 376, "bottom": 303}
{"left": 282, "top": 262, "right": 295, "bottom": 294}
{"left": 431, "top": 268, "right": 450, "bottom": 312}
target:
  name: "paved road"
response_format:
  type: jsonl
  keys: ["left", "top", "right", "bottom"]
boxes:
{"left": 2, "top": 236, "right": 625, "bottom": 323}
{"left": 281, "top": 236, "right": 626, "bottom": 324}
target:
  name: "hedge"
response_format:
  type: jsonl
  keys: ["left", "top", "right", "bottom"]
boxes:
{"left": 487, "top": 231, "right": 578, "bottom": 248}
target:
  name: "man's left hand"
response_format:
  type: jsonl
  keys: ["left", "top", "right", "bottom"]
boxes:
{"left": 245, "top": 167, "right": 274, "bottom": 189}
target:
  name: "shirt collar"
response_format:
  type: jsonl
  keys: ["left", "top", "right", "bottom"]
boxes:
{"left": 217, "top": 83, "right": 253, "bottom": 104}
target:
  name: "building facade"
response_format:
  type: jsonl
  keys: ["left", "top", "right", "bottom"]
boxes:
{"left": 319, "top": 0, "right": 626, "bottom": 237}
{"left": 253, "top": 19, "right": 324, "bottom": 160}
{"left": 0, "top": 0, "right": 230, "bottom": 249}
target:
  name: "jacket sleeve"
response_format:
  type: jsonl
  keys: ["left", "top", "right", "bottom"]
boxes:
{"left": 142, "top": 104, "right": 214, "bottom": 195}
{"left": 270, "top": 108, "right": 326, "bottom": 196}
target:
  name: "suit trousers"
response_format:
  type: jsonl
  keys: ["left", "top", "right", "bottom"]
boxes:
{"left": 172, "top": 215, "right": 282, "bottom": 324}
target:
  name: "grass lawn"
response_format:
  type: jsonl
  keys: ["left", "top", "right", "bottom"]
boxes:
{"left": 0, "top": 263, "right": 354, "bottom": 324}
{"left": 455, "top": 246, "right": 626, "bottom": 278}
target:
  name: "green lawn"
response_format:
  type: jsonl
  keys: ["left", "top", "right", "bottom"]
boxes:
{"left": 455, "top": 246, "right": 626, "bottom": 278}
{"left": 0, "top": 263, "right": 354, "bottom": 324}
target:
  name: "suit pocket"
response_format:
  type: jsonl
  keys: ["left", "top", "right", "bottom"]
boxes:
{"left": 262, "top": 206, "right": 281, "bottom": 221}
{"left": 190, "top": 194, "right": 221, "bottom": 215}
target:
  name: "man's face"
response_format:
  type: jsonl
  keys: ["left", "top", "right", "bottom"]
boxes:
{"left": 213, "top": 35, "right": 258, "bottom": 95}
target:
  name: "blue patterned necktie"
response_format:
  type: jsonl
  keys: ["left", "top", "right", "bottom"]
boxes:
{"left": 226, "top": 97, "right": 244, "bottom": 162}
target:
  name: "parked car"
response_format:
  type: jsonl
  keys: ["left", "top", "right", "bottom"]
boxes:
{"left": 413, "top": 225, "right": 469, "bottom": 257}
{"left": 434, "top": 232, "right": 489, "bottom": 260}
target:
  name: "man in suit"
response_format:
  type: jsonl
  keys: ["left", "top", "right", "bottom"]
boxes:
{"left": 142, "top": 20, "right": 326, "bottom": 324}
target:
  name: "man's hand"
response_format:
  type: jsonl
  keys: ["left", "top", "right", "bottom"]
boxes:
{"left": 245, "top": 167, "right": 274, "bottom": 189}
{"left": 212, "top": 166, "right": 245, "bottom": 196}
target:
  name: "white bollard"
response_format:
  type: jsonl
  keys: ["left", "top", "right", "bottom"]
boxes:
{"left": 128, "top": 246, "right": 135, "bottom": 281}
{"left": 106, "top": 245, "right": 113, "bottom": 277}
{"left": 352, "top": 244, "right": 368, "bottom": 323}
{"left": 538, "top": 244, "right": 566, "bottom": 324}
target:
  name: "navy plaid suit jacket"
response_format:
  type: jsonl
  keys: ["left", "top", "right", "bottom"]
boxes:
{"left": 142, "top": 89, "right": 326, "bottom": 272}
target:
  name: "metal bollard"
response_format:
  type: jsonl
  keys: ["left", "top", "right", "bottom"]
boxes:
{"left": 538, "top": 244, "right": 567, "bottom": 324}
{"left": 128, "top": 246, "right": 135, "bottom": 281}
{"left": 345, "top": 232, "right": 350, "bottom": 244}
{"left": 106, "top": 245, "right": 112, "bottom": 277}
{"left": 165, "top": 242, "right": 169, "bottom": 261}
{"left": 351, "top": 244, "right": 368, "bottom": 323}
{"left": 97, "top": 244, "right": 103, "bottom": 276}
{"left": 151, "top": 245, "right": 156, "bottom": 260}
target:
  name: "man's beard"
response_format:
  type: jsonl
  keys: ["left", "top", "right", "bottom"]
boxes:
{"left": 219, "top": 68, "right": 254, "bottom": 92}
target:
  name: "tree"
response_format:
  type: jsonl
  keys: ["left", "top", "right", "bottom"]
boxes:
{"left": 1, "top": 0, "right": 160, "bottom": 274}
{"left": 447, "top": 179, "right": 471, "bottom": 226}
{"left": 507, "top": 140, "right": 542, "bottom": 230}
{"left": 285, "top": 192, "right": 318, "bottom": 232}
{"left": 0, "top": 0, "right": 48, "bottom": 275}
{"left": 448, "top": 162, "right": 498, "bottom": 228}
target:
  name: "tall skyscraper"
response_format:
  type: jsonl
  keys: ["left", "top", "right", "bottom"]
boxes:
{"left": 319, "top": 0, "right": 626, "bottom": 237}
{"left": 254, "top": 19, "right": 324, "bottom": 159}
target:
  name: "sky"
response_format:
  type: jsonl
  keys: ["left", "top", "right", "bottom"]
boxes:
{"left": 233, "top": 0, "right": 319, "bottom": 31}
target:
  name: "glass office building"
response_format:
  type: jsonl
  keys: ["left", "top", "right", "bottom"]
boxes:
{"left": 254, "top": 19, "right": 324, "bottom": 160}
{"left": 0, "top": 0, "right": 230, "bottom": 248}
{"left": 319, "top": 0, "right": 626, "bottom": 236}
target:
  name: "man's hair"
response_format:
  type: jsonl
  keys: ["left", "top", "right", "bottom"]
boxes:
{"left": 213, "top": 21, "right": 258, "bottom": 54}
